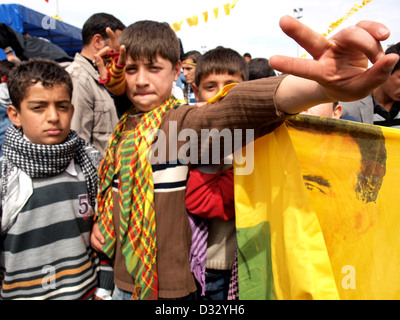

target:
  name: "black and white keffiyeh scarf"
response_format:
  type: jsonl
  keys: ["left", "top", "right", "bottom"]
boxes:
{"left": 1, "top": 125, "right": 99, "bottom": 209}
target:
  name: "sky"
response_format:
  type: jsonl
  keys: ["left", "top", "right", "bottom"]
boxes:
{"left": 1, "top": 0, "right": 399, "bottom": 59}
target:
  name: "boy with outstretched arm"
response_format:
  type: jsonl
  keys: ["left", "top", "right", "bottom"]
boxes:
{"left": 91, "top": 16, "right": 399, "bottom": 300}
{"left": 0, "top": 59, "right": 113, "bottom": 299}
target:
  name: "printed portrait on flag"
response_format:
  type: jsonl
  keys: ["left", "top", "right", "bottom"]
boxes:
{"left": 234, "top": 114, "right": 400, "bottom": 300}
{"left": 287, "top": 115, "right": 387, "bottom": 254}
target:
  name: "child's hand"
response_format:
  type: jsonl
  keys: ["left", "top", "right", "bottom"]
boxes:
{"left": 90, "top": 221, "right": 105, "bottom": 253}
{"left": 270, "top": 15, "right": 399, "bottom": 104}
{"left": 93, "top": 46, "right": 112, "bottom": 82}
{"left": 194, "top": 102, "right": 207, "bottom": 108}
{"left": 93, "top": 27, "right": 126, "bottom": 83}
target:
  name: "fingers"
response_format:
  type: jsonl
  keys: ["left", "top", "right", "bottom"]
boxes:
{"left": 356, "top": 20, "right": 391, "bottom": 41}
{"left": 90, "top": 222, "right": 105, "bottom": 253}
{"left": 96, "top": 46, "right": 111, "bottom": 58}
{"left": 331, "top": 24, "right": 386, "bottom": 64}
{"left": 278, "top": 15, "right": 329, "bottom": 59}
{"left": 269, "top": 55, "right": 322, "bottom": 80}
{"left": 106, "top": 27, "right": 120, "bottom": 52}
{"left": 279, "top": 15, "right": 391, "bottom": 64}
{"left": 93, "top": 52, "right": 109, "bottom": 82}
{"left": 342, "top": 53, "right": 399, "bottom": 100}
{"left": 117, "top": 45, "right": 126, "bottom": 66}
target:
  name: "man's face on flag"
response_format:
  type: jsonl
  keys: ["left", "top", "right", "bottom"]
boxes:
{"left": 291, "top": 129, "right": 379, "bottom": 255}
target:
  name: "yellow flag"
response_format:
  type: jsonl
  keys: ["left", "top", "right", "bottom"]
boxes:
{"left": 235, "top": 114, "right": 400, "bottom": 299}
{"left": 213, "top": 7, "right": 219, "bottom": 19}
{"left": 203, "top": 11, "right": 208, "bottom": 23}
{"left": 234, "top": 120, "right": 339, "bottom": 300}
{"left": 224, "top": 3, "right": 231, "bottom": 15}
{"left": 186, "top": 15, "right": 199, "bottom": 27}
{"left": 172, "top": 21, "right": 184, "bottom": 32}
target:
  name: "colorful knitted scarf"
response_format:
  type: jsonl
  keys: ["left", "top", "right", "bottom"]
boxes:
{"left": 96, "top": 96, "right": 180, "bottom": 300}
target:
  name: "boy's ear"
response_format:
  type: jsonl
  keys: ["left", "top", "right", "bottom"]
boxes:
{"left": 192, "top": 83, "right": 200, "bottom": 102}
{"left": 173, "top": 61, "right": 182, "bottom": 82}
{"left": 7, "top": 105, "right": 21, "bottom": 127}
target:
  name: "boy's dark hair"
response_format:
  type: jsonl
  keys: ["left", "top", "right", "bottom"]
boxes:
{"left": 182, "top": 50, "right": 202, "bottom": 64}
{"left": 7, "top": 59, "right": 73, "bottom": 111}
{"left": 385, "top": 42, "right": 400, "bottom": 74}
{"left": 194, "top": 47, "right": 249, "bottom": 86}
{"left": 82, "top": 13, "right": 125, "bottom": 47}
{"left": 0, "top": 60, "right": 17, "bottom": 79}
{"left": 248, "top": 58, "right": 276, "bottom": 80}
{"left": 119, "top": 20, "right": 180, "bottom": 67}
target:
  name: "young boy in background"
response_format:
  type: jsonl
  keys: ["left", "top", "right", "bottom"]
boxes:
{"left": 185, "top": 46, "right": 248, "bottom": 299}
{"left": 0, "top": 59, "right": 112, "bottom": 300}
{"left": 91, "top": 17, "right": 398, "bottom": 300}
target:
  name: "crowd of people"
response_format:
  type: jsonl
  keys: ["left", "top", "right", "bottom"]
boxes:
{"left": 0, "top": 11, "right": 399, "bottom": 300}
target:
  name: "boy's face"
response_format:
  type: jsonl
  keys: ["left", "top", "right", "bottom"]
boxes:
{"left": 193, "top": 72, "right": 244, "bottom": 103}
{"left": 125, "top": 55, "right": 181, "bottom": 113}
{"left": 7, "top": 82, "right": 74, "bottom": 145}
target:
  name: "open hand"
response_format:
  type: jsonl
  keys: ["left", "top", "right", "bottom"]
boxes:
{"left": 93, "top": 27, "right": 126, "bottom": 82}
{"left": 270, "top": 15, "right": 399, "bottom": 103}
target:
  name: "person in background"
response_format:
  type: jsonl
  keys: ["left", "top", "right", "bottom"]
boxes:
{"left": 0, "top": 23, "right": 72, "bottom": 64}
{"left": 301, "top": 102, "right": 342, "bottom": 118}
{"left": 243, "top": 52, "right": 251, "bottom": 63}
{"left": 0, "top": 60, "right": 15, "bottom": 155}
{"left": 340, "top": 42, "right": 400, "bottom": 128}
{"left": 182, "top": 50, "right": 201, "bottom": 104}
{"left": 248, "top": 57, "right": 276, "bottom": 80}
{"left": 66, "top": 13, "right": 125, "bottom": 157}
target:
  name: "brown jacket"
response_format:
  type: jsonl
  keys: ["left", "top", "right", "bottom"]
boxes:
{"left": 112, "top": 76, "right": 289, "bottom": 298}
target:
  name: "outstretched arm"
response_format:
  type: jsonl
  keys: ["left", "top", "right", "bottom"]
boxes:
{"left": 270, "top": 15, "right": 399, "bottom": 114}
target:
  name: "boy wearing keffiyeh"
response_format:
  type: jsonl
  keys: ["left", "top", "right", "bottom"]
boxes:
{"left": 91, "top": 18, "right": 399, "bottom": 300}
{"left": 0, "top": 59, "right": 112, "bottom": 300}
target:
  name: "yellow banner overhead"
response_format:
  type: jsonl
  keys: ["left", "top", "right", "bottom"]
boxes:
{"left": 322, "top": 0, "right": 373, "bottom": 37}
{"left": 203, "top": 11, "right": 208, "bottom": 23}
{"left": 300, "top": 0, "right": 373, "bottom": 58}
{"left": 186, "top": 15, "right": 199, "bottom": 27}
{"left": 213, "top": 7, "right": 219, "bottom": 19}
{"left": 172, "top": 21, "right": 184, "bottom": 32}
{"left": 171, "top": 0, "right": 239, "bottom": 32}
{"left": 224, "top": 3, "right": 231, "bottom": 15}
